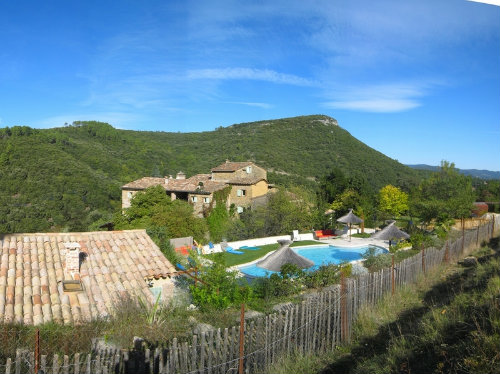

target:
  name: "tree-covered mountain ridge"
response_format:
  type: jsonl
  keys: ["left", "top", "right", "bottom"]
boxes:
{"left": 0, "top": 115, "right": 423, "bottom": 233}
{"left": 407, "top": 164, "right": 500, "bottom": 180}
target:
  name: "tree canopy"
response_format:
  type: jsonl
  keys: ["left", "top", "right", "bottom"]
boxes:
{"left": 378, "top": 185, "right": 409, "bottom": 219}
{"left": 411, "top": 161, "right": 475, "bottom": 224}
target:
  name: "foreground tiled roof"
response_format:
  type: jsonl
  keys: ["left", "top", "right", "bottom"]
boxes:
{"left": 211, "top": 161, "right": 254, "bottom": 172}
{"left": 0, "top": 230, "right": 176, "bottom": 325}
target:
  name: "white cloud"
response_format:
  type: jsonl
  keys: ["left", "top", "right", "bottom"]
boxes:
{"left": 325, "top": 99, "right": 420, "bottom": 113}
{"left": 467, "top": 0, "right": 500, "bottom": 6}
{"left": 229, "top": 101, "right": 273, "bottom": 109}
{"left": 323, "top": 82, "right": 431, "bottom": 113}
{"left": 186, "top": 68, "right": 316, "bottom": 87}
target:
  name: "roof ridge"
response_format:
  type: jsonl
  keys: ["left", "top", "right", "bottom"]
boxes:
{"left": 1, "top": 229, "right": 148, "bottom": 237}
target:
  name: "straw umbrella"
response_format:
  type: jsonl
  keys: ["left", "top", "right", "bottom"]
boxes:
{"left": 371, "top": 220, "right": 410, "bottom": 247}
{"left": 257, "top": 242, "right": 314, "bottom": 272}
{"left": 337, "top": 208, "right": 363, "bottom": 241}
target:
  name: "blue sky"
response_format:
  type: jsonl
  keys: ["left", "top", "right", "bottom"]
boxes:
{"left": 1, "top": 0, "right": 499, "bottom": 171}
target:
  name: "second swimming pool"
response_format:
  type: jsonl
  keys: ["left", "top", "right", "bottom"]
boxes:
{"left": 239, "top": 244, "right": 387, "bottom": 277}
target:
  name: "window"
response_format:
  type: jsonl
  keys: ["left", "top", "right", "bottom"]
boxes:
{"left": 191, "top": 196, "right": 198, "bottom": 203}
{"left": 127, "top": 192, "right": 133, "bottom": 199}
{"left": 236, "top": 189, "right": 246, "bottom": 197}
{"left": 237, "top": 206, "right": 244, "bottom": 213}
{"left": 204, "top": 197, "right": 210, "bottom": 204}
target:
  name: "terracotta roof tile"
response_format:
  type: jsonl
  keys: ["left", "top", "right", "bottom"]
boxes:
{"left": 211, "top": 161, "right": 253, "bottom": 172}
{"left": 122, "top": 174, "right": 228, "bottom": 195}
{"left": 0, "top": 230, "right": 176, "bottom": 325}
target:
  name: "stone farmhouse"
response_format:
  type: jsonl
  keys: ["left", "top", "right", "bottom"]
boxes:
{"left": 0, "top": 230, "right": 176, "bottom": 325}
{"left": 121, "top": 161, "right": 271, "bottom": 216}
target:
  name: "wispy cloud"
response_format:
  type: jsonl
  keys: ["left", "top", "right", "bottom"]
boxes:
{"left": 186, "top": 68, "right": 316, "bottom": 87}
{"left": 323, "top": 82, "right": 430, "bottom": 113}
{"left": 229, "top": 101, "right": 273, "bottom": 109}
{"left": 325, "top": 99, "right": 420, "bottom": 113}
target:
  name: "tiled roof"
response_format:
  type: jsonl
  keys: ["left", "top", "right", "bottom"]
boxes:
{"left": 123, "top": 175, "right": 228, "bottom": 194}
{"left": 227, "top": 177, "right": 266, "bottom": 185}
{"left": 164, "top": 174, "right": 227, "bottom": 194}
{"left": 0, "top": 230, "right": 176, "bottom": 325}
{"left": 211, "top": 161, "right": 254, "bottom": 172}
{"left": 122, "top": 177, "right": 165, "bottom": 190}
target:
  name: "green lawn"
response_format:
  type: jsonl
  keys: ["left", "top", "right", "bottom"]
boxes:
{"left": 206, "top": 240, "right": 322, "bottom": 267}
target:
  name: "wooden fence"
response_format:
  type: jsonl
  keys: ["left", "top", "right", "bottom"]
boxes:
{"left": 2, "top": 215, "right": 499, "bottom": 374}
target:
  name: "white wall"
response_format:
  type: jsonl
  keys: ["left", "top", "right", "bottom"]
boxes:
{"left": 202, "top": 232, "right": 315, "bottom": 254}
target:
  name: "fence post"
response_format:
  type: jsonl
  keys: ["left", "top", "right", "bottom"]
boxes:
{"left": 462, "top": 218, "right": 465, "bottom": 253}
{"left": 421, "top": 245, "right": 426, "bottom": 274}
{"left": 492, "top": 217, "right": 495, "bottom": 238}
{"left": 35, "top": 328, "right": 40, "bottom": 374}
{"left": 238, "top": 303, "right": 245, "bottom": 374}
{"left": 476, "top": 224, "right": 480, "bottom": 246}
{"left": 391, "top": 254, "right": 395, "bottom": 296}
{"left": 444, "top": 241, "right": 449, "bottom": 264}
{"left": 340, "top": 273, "right": 347, "bottom": 342}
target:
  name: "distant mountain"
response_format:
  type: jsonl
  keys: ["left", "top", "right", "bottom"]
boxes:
{"left": 407, "top": 164, "right": 500, "bottom": 180}
{"left": 0, "top": 115, "right": 424, "bottom": 233}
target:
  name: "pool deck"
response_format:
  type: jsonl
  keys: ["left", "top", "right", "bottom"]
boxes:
{"left": 232, "top": 234, "right": 391, "bottom": 271}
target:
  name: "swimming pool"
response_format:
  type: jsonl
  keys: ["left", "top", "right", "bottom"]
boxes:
{"left": 239, "top": 244, "right": 386, "bottom": 277}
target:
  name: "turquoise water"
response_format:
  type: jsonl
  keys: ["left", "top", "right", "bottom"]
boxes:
{"left": 239, "top": 245, "right": 386, "bottom": 278}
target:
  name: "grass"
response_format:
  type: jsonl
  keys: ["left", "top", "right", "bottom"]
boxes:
{"left": 263, "top": 238, "right": 500, "bottom": 374}
{"left": 351, "top": 232, "right": 371, "bottom": 238}
{"left": 207, "top": 240, "right": 322, "bottom": 267}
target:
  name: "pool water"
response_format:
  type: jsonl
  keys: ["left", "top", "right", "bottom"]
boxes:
{"left": 239, "top": 245, "right": 386, "bottom": 278}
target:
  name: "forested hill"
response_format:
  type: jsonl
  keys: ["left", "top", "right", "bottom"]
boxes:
{"left": 407, "top": 164, "right": 500, "bottom": 180}
{"left": 0, "top": 115, "right": 422, "bottom": 233}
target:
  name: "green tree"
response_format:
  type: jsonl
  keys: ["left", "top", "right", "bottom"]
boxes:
{"left": 229, "top": 188, "right": 314, "bottom": 240}
{"left": 378, "top": 185, "right": 409, "bottom": 218}
{"left": 190, "top": 253, "right": 252, "bottom": 310}
{"left": 115, "top": 186, "right": 208, "bottom": 262}
{"left": 206, "top": 187, "right": 232, "bottom": 242}
{"left": 330, "top": 188, "right": 361, "bottom": 216}
{"left": 411, "top": 161, "right": 475, "bottom": 226}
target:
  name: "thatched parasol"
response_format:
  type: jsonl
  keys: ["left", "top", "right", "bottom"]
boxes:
{"left": 257, "top": 244, "right": 314, "bottom": 272}
{"left": 337, "top": 208, "right": 363, "bottom": 241}
{"left": 371, "top": 220, "right": 410, "bottom": 247}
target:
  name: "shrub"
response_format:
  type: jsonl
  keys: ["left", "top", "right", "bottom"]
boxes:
{"left": 304, "top": 264, "right": 340, "bottom": 288}
{"left": 190, "top": 254, "right": 253, "bottom": 310}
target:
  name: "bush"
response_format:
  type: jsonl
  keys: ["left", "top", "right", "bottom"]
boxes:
{"left": 303, "top": 264, "right": 340, "bottom": 288}
{"left": 190, "top": 254, "right": 253, "bottom": 310}
{"left": 252, "top": 264, "right": 305, "bottom": 300}
{"left": 362, "top": 247, "right": 393, "bottom": 272}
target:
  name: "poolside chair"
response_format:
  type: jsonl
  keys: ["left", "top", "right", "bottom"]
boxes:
{"left": 176, "top": 263, "right": 187, "bottom": 271}
{"left": 292, "top": 230, "right": 300, "bottom": 241}
{"left": 225, "top": 246, "right": 244, "bottom": 255}
{"left": 240, "top": 245, "right": 261, "bottom": 251}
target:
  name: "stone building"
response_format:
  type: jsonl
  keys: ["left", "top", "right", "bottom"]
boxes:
{"left": 121, "top": 161, "right": 271, "bottom": 216}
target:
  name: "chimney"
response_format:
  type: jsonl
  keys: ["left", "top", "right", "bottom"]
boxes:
{"left": 176, "top": 171, "right": 186, "bottom": 180}
{"left": 64, "top": 242, "right": 81, "bottom": 279}
{"left": 225, "top": 159, "right": 230, "bottom": 164}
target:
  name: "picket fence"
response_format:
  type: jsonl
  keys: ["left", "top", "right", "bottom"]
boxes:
{"left": 2, "top": 215, "right": 499, "bottom": 374}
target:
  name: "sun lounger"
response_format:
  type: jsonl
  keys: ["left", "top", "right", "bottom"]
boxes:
{"left": 225, "top": 246, "right": 244, "bottom": 255}
{"left": 176, "top": 263, "right": 187, "bottom": 271}
{"left": 240, "top": 246, "right": 261, "bottom": 250}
